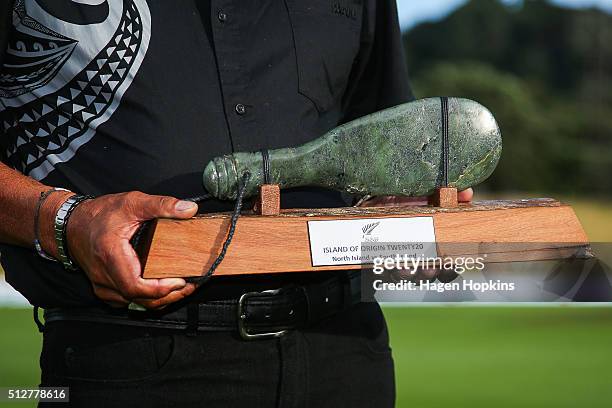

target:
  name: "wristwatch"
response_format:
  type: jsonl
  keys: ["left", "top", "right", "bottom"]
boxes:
{"left": 53, "top": 194, "right": 94, "bottom": 271}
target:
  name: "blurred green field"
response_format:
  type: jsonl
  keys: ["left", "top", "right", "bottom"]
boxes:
{"left": 479, "top": 195, "right": 612, "bottom": 241}
{"left": 0, "top": 309, "right": 40, "bottom": 389}
{"left": 569, "top": 199, "right": 612, "bottom": 241}
{"left": 1, "top": 307, "right": 612, "bottom": 407}
{"left": 387, "top": 306, "right": 612, "bottom": 408}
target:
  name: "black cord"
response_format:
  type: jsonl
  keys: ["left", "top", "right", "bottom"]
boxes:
{"left": 441, "top": 96, "right": 450, "bottom": 187}
{"left": 188, "top": 171, "right": 251, "bottom": 285}
{"left": 260, "top": 149, "right": 271, "bottom": 184}
{"left": 131, "top": 171, "right": 251, "bottom": 285}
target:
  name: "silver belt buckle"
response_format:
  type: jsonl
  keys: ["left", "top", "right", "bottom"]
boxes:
{"left": 237, "top": 288, "right": 289, "bottom": 341}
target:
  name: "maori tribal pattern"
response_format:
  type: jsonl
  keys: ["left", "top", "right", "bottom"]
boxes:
{"left": 0, "top": 0, "right": 151, "bottom": 180}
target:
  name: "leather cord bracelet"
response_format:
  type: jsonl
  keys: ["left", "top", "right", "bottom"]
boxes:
{"left": 54, "top": 194, "right": 94, "bottom": 271}
{"left": 33, "top": 187, "right": 70, "bottom": 261}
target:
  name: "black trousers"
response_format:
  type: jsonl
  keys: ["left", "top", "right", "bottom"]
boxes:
{"left": 39, "top": 302, "right": 395, "bottom": 408}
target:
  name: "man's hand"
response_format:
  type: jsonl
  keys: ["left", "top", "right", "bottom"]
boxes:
{"left": 65, "top": 192, "right": 199, "bottom": 309}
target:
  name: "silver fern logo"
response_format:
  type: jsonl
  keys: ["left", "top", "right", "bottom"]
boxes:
{"left": 362, "top": 221, "right": 380, "bottom": 242}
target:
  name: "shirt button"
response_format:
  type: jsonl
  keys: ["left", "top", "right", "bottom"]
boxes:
{"left": 218, "top": 11, "right": 227, "bottom": 22}
{"left": 235, "top": 103, "right": 246, "bottom": 115}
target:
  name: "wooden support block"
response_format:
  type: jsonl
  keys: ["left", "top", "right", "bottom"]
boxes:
{"left": 253, "top": 184, "right": 280, "bottom": 216}
{"left": 428, "top": 187, "right": 458, "bottom": 208}
{"left": 138, "top": 199, "right": 590, "bottom": 278}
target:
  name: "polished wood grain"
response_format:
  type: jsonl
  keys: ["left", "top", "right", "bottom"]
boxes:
{"left": 139, "top": 199, "right": 589, "bottom": 278}
{"left": 428, "top": 187, "right": 458, "bottom": 208}
{"left": 253, "top": 184, "right": 280, "bottom": 216}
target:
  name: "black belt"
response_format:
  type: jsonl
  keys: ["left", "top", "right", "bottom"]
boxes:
{"left": 44, "top": 271, "right": 362, "bottom": 340}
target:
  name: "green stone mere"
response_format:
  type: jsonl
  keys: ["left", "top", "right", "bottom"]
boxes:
{"left": 203, "top": 97, "right": 502, "bottom": 200}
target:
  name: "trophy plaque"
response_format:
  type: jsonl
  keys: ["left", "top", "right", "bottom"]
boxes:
{"left": 135, "top": 97, "right": 590, "bottom": 279}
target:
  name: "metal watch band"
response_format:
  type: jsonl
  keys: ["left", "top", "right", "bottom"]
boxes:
{"left": 53, "top": 195, "right": 93, "bottom": 271}
{"left": 33, "top": 187, "right": 70, "bottom": 261}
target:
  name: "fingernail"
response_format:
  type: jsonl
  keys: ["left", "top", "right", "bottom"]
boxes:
{"left": 161, "top": 278, "right": 187, "bottom": 290}
{"left": 176, "top": 200, "right": 197, "bottom": 212}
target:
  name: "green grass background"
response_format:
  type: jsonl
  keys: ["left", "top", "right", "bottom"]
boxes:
{"left": 0, "top": 197, "right": 610, "bottom": 406}
{"left": 387, "top": 306, "right": 612, "bottom": 408}
{"left": 1, "top": 307, "right": 612, "bottom": 407}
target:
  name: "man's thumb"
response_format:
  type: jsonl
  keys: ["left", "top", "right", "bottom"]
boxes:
{"left": 173, "top": 200, "right": 198, "bottom": 218}
{"left": 139, "top": 195, "right": 198, "bottom": 220}
{"left": 174, "top": 200, "right": 198, "bottom": 215}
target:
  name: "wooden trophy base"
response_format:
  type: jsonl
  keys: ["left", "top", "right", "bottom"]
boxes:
{"left": 137, "top": 186, "right": 590, "bottom": 279}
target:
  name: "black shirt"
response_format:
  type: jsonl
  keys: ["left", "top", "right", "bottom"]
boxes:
{"left": 0, "top": 0, "right": 412, "bottom": 308}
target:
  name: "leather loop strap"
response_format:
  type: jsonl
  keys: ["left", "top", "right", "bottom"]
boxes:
{"left": 440, "top": 96, "right": 450, "bottom": 187}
